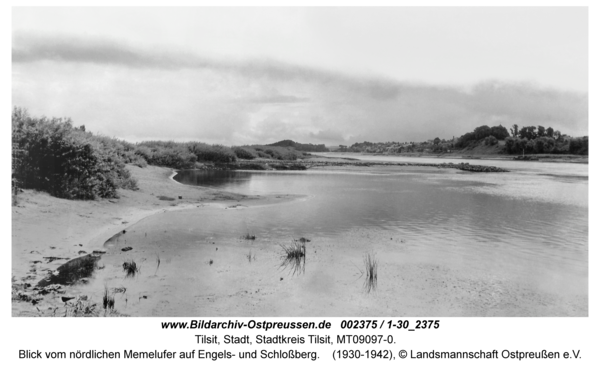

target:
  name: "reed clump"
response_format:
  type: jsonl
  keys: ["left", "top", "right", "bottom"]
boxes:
{"left": 103, "top": 285, "right": 115, "bottom": 310}
{"left": 243, "top": 232, "right": 256, "bottom": 241}
{"left": 122, "top": 260, "right": 139, "bottom": 278}
{"left": 363, "top": 252, "right": 378, "bottom": 293}
{"left": 280, "top": 239, "right": 306, "bottom": 275}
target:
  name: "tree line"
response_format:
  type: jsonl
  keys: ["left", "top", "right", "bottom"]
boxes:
{"left": 455, "top": 123, "right": 587, "bottom": 155}
{"left": 338, "top": 123, "right": 587, "bottom": 156}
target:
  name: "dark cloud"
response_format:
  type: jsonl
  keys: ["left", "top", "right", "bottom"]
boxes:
{"left": 12, "top": 32, "right": 588, "bottom": 144}
{"left": 13, "top": 32, "right": 403, "bottom": 101}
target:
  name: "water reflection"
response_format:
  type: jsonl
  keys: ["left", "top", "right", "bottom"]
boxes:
{"left": 173, "top": 164, "right": 587, "bottom": 270}
{"left": 108, "top": 159, "right": 589, "bottom": 316}
{"left": 174, "top": 170, "right": 253, "bottom": 188}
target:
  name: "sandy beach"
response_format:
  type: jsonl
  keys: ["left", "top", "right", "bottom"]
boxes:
{"left": 12, "top": 164, "right": 587, "bottom": 317}
{"left": 11, "top": 165, "right": 301, "bottom": 316}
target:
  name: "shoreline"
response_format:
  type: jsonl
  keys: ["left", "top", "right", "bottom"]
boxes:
{"left": 11, "top": 164, "right": 302, "bottom": 316}
{"left": 12, "top": 162, "right": 587, "bottom": 317}
{"left": 315, "top": 151, "right": 589, "bottom": 164}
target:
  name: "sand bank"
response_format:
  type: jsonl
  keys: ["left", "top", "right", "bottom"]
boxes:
{"left": 11, "top": 165, "right": 300, "bottom": 316}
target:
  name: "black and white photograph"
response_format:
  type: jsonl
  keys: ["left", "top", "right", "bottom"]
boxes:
{"left": 10, "top": 6, "right": 589, "bottom": 319}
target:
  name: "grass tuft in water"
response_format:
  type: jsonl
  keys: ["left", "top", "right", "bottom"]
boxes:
{"left": 363, "top": 251, "right": 378, "bottom": 293}
{"left": 242, "top": 232, "right": 256, "bottom": 241}
{"left": 103, "top": 285, "right": 115, "bottom": 310}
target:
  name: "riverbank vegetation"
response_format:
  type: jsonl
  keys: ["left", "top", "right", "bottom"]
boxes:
{"left": 12, "top": 107, "right": 585, "bottom": 203}
{"left": 267, "top": 139, "right": 329, "bottom": 152}
{"left": 11, "top": 107, "right": 309, "bottom": 200}
{"left": 12, "top": 107, "right": 140, "bottom": 200}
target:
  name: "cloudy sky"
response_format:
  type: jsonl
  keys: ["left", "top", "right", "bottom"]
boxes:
{"left": 12, "top": 7, "right": 588, "bottom": 145}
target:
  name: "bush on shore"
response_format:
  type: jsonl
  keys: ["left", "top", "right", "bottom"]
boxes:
{"left": 135, "top": 141, "right": 197, "bottom": 169}
{"left": 12, "top": 107, "right": 310, "bottom": 199}
{"left": 246, "top": 145, "right": 307, "bottom": 160}
{"left": 12, "top": 107, "right": 138, "bottom": 199}
{"left": 188, "top": 142, "right": 237, "bottom": 163}
{"left": 232, "top": 146, "right": 258, "bottom": 160}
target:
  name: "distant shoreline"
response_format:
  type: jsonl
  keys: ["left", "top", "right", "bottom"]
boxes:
{"left": 317, "top": 151, "right": 589, "bottom": 164}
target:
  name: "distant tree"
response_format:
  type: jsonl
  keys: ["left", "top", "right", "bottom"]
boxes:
{"left": 537, "top": 126, "right": 546, "bottom": 138}
{"left": 455, "top": 131, "right": 476, "bottom": 148}
{"left": 569, "top": 138, "right": 582, "bottom": 154}
{"left": 534, "top": 138, "right": 545, "bottom": 153}
{"left": 473, "top": 125, "right": 492, "bottom": 140}
{"left": 542, "top": 137, "right": 555, "bottom": 153}
{"left": 526, "top": 139, "right": 535, "bottom": 154}
{"left": 510, "top": 124, "right": 519, "bottom": 138}
{"left": 433, "top": 137, "right": 441, "bottom": 145}
{"left": 490, "top": 125, "right": 510, "bottom": 140}
{"left": 568, "top": 137, "right": 588, "bottom": 155}
{"left": 514, "top": 138, "right": 529, "bottom": 154}
{"left": 518, "top": 126, "right": 538, "bottom": 140}
{"left": 546, "top": 127, "right": 554, "bottom": 138}
{"left": 554, "top": 130, "right": 562, "bottom": 140}
{"left": 504, "top": 137, "right": 515, "bottom": 153}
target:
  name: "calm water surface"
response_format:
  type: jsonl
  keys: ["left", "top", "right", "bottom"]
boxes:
{"left": 173, "top": 155, "right": 587, "bottom": 276}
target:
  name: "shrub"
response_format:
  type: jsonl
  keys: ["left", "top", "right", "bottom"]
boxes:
{"left": 12, "top": 108, "right": 135, "bottom": 199}
{"left": 189, "top": 142, "right": 237, "bottom": 163}
{"left": 233, "top": 146, "right": 257, "bottom": 160}
{"left": 137, "top": 141, "right": 197, "bottom": 169}
{"left": 256, "top": 150, "right": 270, "bottom": 158}
{"left": 134, "top": 145, "right": 153, "bottom": 162}
{"left": 484, "top": 135, "right": 498, "bottom": 146}
{"left": 112, "top": 168, "right": 139, "bottom": 191}
{"left": 130, "top": 155, "right": 148, "bottom": 168}
{"left": 245, "top": 145, "right": 301, "bottom": 160}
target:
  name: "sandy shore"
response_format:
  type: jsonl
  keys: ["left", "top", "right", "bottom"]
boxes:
{"left": 12, "top": 164, "right": 586, "bottom": 317}
{"left": 11, "top": 165, "right": 300, "bottom": 316}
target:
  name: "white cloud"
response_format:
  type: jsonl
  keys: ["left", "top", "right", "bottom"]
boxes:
{"left": 12, "top": 30, "right": 588, "bottom": 145}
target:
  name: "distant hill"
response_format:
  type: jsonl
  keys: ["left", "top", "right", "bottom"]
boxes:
{"left": 267, "top": 140, "right": 329, "bottom": 152}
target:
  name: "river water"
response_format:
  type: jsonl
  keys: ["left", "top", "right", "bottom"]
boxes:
{"left": 173, "top": 155, "right": 587, "bottom": 272}
{"left": 105, "top": 154, "right": 587, "bottom": 316}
